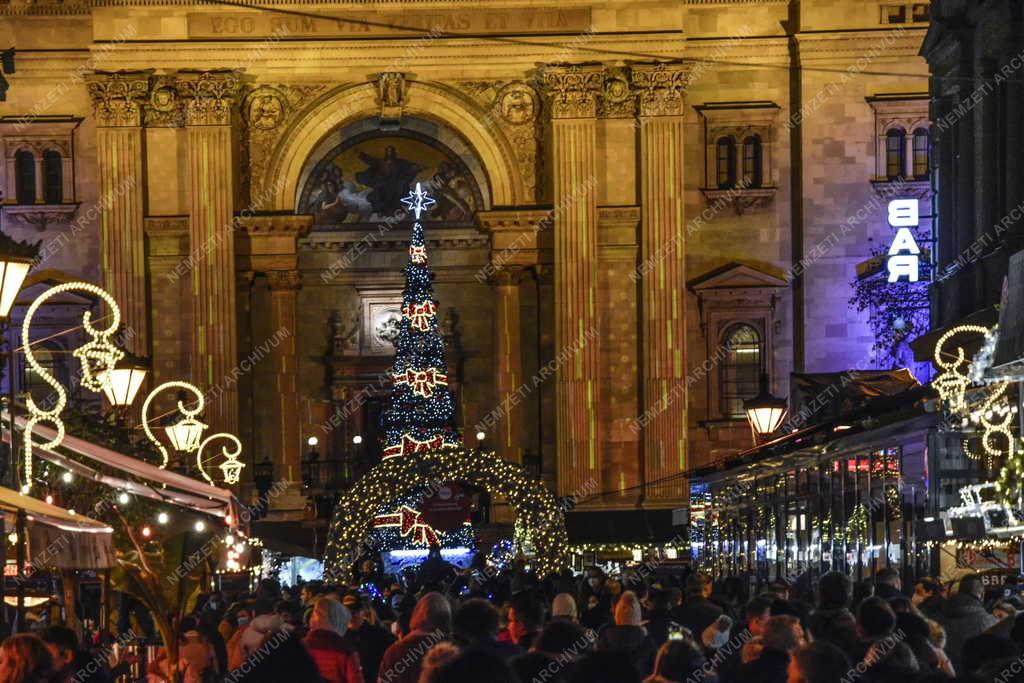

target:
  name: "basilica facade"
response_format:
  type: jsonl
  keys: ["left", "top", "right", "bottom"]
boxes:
{"left": 0, "top": 0, "right": 931, "bottom": 530}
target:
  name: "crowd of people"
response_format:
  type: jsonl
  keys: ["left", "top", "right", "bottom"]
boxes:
{"left": 0, "top": 547, "right": 1022, "bottom": 683}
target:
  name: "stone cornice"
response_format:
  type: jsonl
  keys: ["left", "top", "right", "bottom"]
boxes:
{"left": 301, "top": 227, "right": 488, "bottom": 252}
{"left": 235, "top": 213, "right": 314, "bottom": 236}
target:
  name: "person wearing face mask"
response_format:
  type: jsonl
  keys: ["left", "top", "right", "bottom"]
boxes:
{"left": 580, "top": 568, "right": 611, "bottom": 630}
{"left": 912, "top": 577, "right": 945, "bottom": 620}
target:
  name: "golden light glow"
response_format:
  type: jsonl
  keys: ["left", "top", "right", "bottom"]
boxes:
{"left": 197, "top": 432, "right": 243, "bottom": 486}
{"left": 22, "top": 282, "right": 122, "bottom": 486}
{"left": 141, "top": 381, "right": 207, "bottom": 469}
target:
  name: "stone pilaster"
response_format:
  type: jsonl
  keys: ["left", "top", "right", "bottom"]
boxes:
{"left": 491, "top": 266, "right": 528, "bottom": 464}
{"left": 85, "top": 71, "right": 152, "bottom": 355}
{"left": 236, "top": 214, "right": 313, "bottom": 488}
{"left": 541, "top": 65, "right": 603, "bottom": 497}
{"left": 633, "top": 64, "right": 689, "bottom": 500}
{"left": 179, "top": 71, "right": 241, "bottom": 434}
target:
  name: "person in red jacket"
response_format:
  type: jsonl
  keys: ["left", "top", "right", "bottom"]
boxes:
{"left": 304, "top": 597, "right": 365, "bottom": 683}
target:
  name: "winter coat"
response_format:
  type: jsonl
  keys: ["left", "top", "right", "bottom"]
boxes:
{"left": 304, "top": 629, "right": 364, "bottom": 683}
{"left": 938, "top": 592, "right": 998, "bottom": 672}
{"left": 734, "top": 647, "right": 790, "bottom": 683}
{"left": 596, "top": 624, "right": 657, "bottom": 677}
{"left": 671, "top": 596, "right": 724, "bottom": 638}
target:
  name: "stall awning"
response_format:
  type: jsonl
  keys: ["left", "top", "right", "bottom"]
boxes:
{"left": 4, "top": 413, "right": 244, "bottom": 528}
{"left": 0, "top": 486, "right": 114, "bottom": 570}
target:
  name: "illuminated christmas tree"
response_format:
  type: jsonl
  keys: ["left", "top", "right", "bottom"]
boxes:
{"left": 380, "top": 183, "right": 462, "bottom": 458}
{"left": 371, "top": 183, "right": 470, "bottom": 553}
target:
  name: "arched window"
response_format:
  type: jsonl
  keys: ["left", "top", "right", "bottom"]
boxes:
{"left": 912, "top": 128, "right": 930, "bottom": 179}
{"left": 14, "top": 150, "right": 36, "bottom": 204}
{"left": 885, "top": 128, "right": 906, "bottom": 180}
{"left": 720, "top": 324, "right": 762, "bottom": 418}
{"left": 43, "top": 150, "right": 62, "bottom": 204}
{"left": 716, "top": 137, "right": 736, "bottom": 189}
{"left": 742, "top": 135, "right": 763, "bottom": 188}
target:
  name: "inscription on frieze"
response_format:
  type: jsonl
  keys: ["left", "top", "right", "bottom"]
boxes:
{"left": 189, "top": 9, "right": 591, "bottom": 39}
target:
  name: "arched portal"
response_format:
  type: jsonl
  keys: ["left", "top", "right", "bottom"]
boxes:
{"left": 324, "top": 448, "right": 569, "bottom": 581}
{"left": 265, "top": 82, "right": 525, "bottom": 211}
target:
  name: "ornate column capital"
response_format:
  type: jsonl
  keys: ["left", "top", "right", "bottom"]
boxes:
{"left": 490, "top": 265, "right": 530, "bottom": 287}
{"left": 267, "top": 270, "right": 302, "bottom": 291}
{"left": 85, "top": 71, "right": 153, "bottom": 127}
{"left": 541, "top": 64, "right": 604, "bottom": 119}
{"left": 599, "top": 67, "right": 636, "bottom": 119}
{"left": 631, "top": 63, "right": 690, "bottom": 117}
{"left": 176, "top": 71, "right": 242, "bottom": 126}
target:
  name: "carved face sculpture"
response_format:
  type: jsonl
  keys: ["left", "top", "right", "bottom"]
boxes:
{"left": 249, "top": 94, "right": 283, "bottom": 130}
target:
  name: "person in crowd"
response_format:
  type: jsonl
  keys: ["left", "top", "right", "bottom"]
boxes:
{"left": 855, "top": 597, "right": 898, "bottom": 662}
{"left": 938, "top": 573, "right": 999, "bottom": 672}
{"left": 0, "top": 634, "right": 57, "bottom": 683}
{"left": 672, "top": 573, "right": 723, "bottom": 638}
{"left": 596, "top": 591, "right": 657, "bottom": 677}
{"left": 423, "top": 649, "right": 517, "bottom": 683}
{"left": 579, "top": 567, "right": 611, "bottom": 630}
{"left": 37, "top": 626, "right": 80, "bottom": 683}
{"left": 304, "top": 597, "right": 364, "bottom": 683}
{"left": 344, "top": 594, "right": 395, "bottom": 683}
{"left": 911, "top": 577, "right": 945, "bottom": 619}
{"left": 223, "top": 627, "right": 323, "bottom": 683}
{"left": 807, "top": 571, "right": 860, "bottom": 656}
{"left": 959, "top": 632, "right": 1020, "bottom": 678}
{"left": 416, "top": 642, "right": 460, "bottom": 683}
{"left": 507, "top": 591, "right": 545, "bottom": 649}
{"left": 418, "top": 545, "right": 456, "bottom": 589}
{"left": 568, "top": 650, "right": 642, "bottom": 683}
{"left": 643, "top": 589, "right": 680, "bottom": 647}
{"left": 873, "top": 568, "right": 903, "bottom": 601}
{"left": 178, "top": 618, "right": 218, "bottom": 683}
{"left": 551, "top": 593, "right": 578, "bottom": 624}
{"left": 735, "top": 614, "right": 806, "bottom": 683}
{"left": 785, "top": 640, "right": 851, "bottom": 683}
{"left": 852, "top": 580, "right": 875, "bottom": 611}
{"left": 645, "top": 638, "right": 711, "bottom": 683}
{"left": 533, "top": 620, "right": 593, "bottom": 663}
{"left": 451, "top": 598, "right": 521, "bottom": 660}
{"left": 510, "top": 651, "right": 564, "bottom": 683}
{"left": 379, "top": 592, "right": 451, "bottom": 683}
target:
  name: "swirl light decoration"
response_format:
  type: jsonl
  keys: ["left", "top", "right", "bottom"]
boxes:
{"left": 141, "top": 381, "right": 207, "bottom": 469}
{"left": 933, "top": 325, "right": 1019, "bottom": 497}
{"left": 22, "top": 282, "right": 122, "bottom": 486}
{"left": 196, "top": 432, "right": 244, "bottom": 485}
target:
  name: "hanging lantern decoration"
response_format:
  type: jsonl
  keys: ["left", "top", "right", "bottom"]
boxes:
{"left": 197, "top": 432, "right": 243, "bottom": 486}
{"left": 101, "top": 352, "right": 150, "bottom": 407}
{"left": 142, "top": 381, "right": 207, "bottom": 468}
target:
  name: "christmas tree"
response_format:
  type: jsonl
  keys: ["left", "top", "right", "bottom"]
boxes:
{"left": 371, "top": 183, "right": 470, "bottom": 551}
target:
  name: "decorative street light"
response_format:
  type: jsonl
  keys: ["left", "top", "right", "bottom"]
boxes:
{"left": 142, "top": 381, "right": 207, "bottom": 468}
{"left": 101, "top": 352, "right": 149, "bottom": 407}
{"left": 744, "top": 372, "right": 788, "bottom": 439}
{"left": 0, "top": 233, "right": 34, "bottom": 320}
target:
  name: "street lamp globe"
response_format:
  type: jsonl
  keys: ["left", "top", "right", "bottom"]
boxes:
{"left": 743, "top": 373, "right": 788, "bottom": 437}
{"left": 102, "top": 354, "right": 149, "bottom": 407}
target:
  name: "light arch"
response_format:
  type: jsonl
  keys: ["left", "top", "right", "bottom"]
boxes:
{"left": 324, "top": 448, "right": 569, "bottom": 581}
{"left": 266, "top": 81, "right": 524, "bottom": 211}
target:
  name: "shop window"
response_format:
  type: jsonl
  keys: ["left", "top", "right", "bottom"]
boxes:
{"left": 716, "top": 136, "right": 736, "bottom": 189}
{"left": 885, "top": 128, "right": 905, "bottom": 180}
{"left": 720, "top": 323, "right": 762, "bottom": 418}
{"left": 14, "top": 149, "right": 35, "bottom": 204}
{"left": 43, "top": 149, "right": 63, "bottom": 204}
{"left": 912, "top": 128, "right": 930, "bottom": 179}
{"left": 742, "top": 135, "right": 763, "bottom": 189}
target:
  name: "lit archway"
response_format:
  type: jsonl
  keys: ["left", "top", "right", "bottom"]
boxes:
{"left": 324, "top": 449, "right": 568, "bottom": 581}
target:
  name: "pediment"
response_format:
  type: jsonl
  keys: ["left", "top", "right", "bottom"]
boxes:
{"left": 689, "top": 263, "right": 788, "bottom": 293}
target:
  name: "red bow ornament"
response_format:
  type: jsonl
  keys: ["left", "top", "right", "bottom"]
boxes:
{"left": 402, "top": 301, "right": 437, "bottom": 332}
{"left": 373, "top": 505, "right": 440, "bottom": 546}
{"left": 393, "top": 367, "right": 447, "bottom": 398}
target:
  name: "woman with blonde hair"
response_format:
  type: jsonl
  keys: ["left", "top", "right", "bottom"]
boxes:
{"left": 0, "top": 634, "right": 57, "bottom": 683}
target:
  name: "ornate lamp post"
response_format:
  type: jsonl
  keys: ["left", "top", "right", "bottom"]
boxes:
{"left": 744, "top": 373, "right": 789, "bottom": 441}
{"left": 101, "top": 352, "right": 149, "bottom": 408}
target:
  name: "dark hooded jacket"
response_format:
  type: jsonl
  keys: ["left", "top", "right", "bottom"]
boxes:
{"left": 938, "top": 592, "right": 998, "bottom": 672}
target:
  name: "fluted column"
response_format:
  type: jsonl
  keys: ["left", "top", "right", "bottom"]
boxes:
{"left": 634, "top": 64, "right": 689, "bottom": 500}
{"left": 542, "top": 66, "right": 603, "bottom": 497}
{"left": 85, "top": 72, "right": 152, "bottom": 354}
{"left": 492, "top": 266, "right": 527, "bottom": 464}
{"left": 180, "top": 71, "right": 241, "bottom": 434}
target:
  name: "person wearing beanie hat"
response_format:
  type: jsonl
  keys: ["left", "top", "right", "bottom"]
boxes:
{"left": 551, "top": 593, "right": 579, "bottom": 623}
{"left": 304, "top": 597, "right": 364, "bottom": 683}
{"left": 596, "top": 591, "right": 657, "bottom": 677}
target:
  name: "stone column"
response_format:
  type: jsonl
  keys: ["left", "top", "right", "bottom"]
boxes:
{"left": 633, "top": 64, "right": 690, "bottom": 501}
{"left": 491, "top": 266, "right": 527, "bottom": 464}
{"left": 266, "top": 270, "right": 302, "bottom": 482}
{"left": 179, "top": 71, "right": 241, "bottom": 434}
{"left": 542, "top": 66, "right": 603, "bottom": 497}
{"left": 85, "top": 72, "right": 152, "bottom": 355}
{"left": 236, "top": 214, "right": 313, "bottom": 493}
